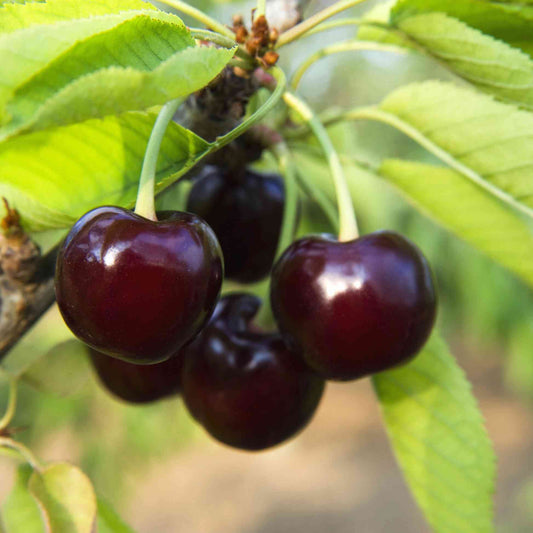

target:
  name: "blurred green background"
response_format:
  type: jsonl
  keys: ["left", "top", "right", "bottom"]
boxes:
{"left": 1, "top": 1, "right": 533, "bottom": 531}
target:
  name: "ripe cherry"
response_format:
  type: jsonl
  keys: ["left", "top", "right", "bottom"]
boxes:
{"left": 55, "top": 207, "right": 223, "bottom": 364}
{"left": 270, "top": 231, "right": 437, "bottom": 381}
{"left": 186, "top": 166, "right": 284, "bottom": 283}
{"left": 89, "top": 348, "right": 183, "bottom": 404}
{"left": 181, "top": 293, "right": 325, "bottom": 451}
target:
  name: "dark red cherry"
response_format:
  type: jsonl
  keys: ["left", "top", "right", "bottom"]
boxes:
{"left": 55, "top": 206, "right": 223, "bottom": 364}
{"left": 186, "top": 166, "right": 284, "bottom": 283}
{"left": 270, "top": 231, "right": 437, "bottom": 381}
{"left": 89, "top": 348, "right": 183, "bottom": 404}
{"left": 181, "top": 294, "right": 325, "bottom": 451}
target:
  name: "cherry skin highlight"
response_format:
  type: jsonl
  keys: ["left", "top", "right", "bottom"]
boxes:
{"left": 181, "top": 293, "right": 325, "bottom": 451}
{"left": 89, "top": 348, "right": 184, "bottom": 404}
{"left": 270, "top": 231, "right": 437, "bottom": 381}
{"left": 186, "top": 166, "right": 284, "bottom": 283}
{"left": 55, "top": 206, "right": 223, "bottom": 364}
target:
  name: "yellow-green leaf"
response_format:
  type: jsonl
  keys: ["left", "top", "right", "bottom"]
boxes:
{"left": 373, "top": 334, "right": 495, "bottom": 533}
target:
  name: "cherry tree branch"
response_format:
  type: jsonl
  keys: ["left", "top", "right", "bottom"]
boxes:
{"left": 0, "top": 244, "right": 57, "bottom": 362}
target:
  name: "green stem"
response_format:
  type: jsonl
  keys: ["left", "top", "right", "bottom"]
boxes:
{"left": 270, "top": 142, "right": 300, "bottom": 260}
{"left": 211, "top": 67, "right": 287, "bottom": 151}
{"left": 156, "top": 0, "right": 235, "bottom": 39}
{"left": 283, "top": 92, "right": 358, "bottom": 241}
{"left": 304, "top": 17, "right": 363, "bottom": 36}
{"left": 276, "top": 0, "right": 372, "bottom": 49}
{"left": 135, "top": 98, "right": 185, "bottom": 220}
{"left": 323, "top": 106, "right": 533, "bottom": 220}
{"left": 291, "top": 40, "right": 407, "bottom": 89}
{"left": 0, "top": 438, "right": 42, "bottom": 471}
{"left": 0, "top": 378, "right": 17, "bottom": 431}
{"left": 300, "top": 17, "right": 393, "bottom": 38}
{"left": 255, "top": 0, "right": 266, "bottom": 19}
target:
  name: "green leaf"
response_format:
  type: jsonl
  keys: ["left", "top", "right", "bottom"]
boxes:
{"left": 373, "top": 334, "right": 495, "bottom": 533}
{"left": 392, "top": 12, "right": 533, "bottom": 109}
{"left": 0, "top": 111, "right": 209, "bottom": 231}
{"left": 357, "top": 0, "right": 413, "bottom": 48}
{"left": 392, "top": 0, "right": 533, "bottom": 54}
{"left": 0, "top": 11, "right": 172, "bottom": 119}
{"left": 8, "top": 45, "right": 235, "bottom": 138}
{"left": 29, "top": 463, "right": 97, "bottom": 533}
{"left": 2, "top": 465, "right": 45, "bottom": 533}
{"left": 0, "top": 0, "right": 155, "bottom": 34}
{"left": 380, "top": 159, "right": 533, "bottom": 288}
{"left": 21, "top": 340, "right": 90, "bottom": 397}
{"left": 0, "top": 65, "right": 287, "bottom": 233}
{"left": 0, "top": 9, "right": 234, "bottom": 138}
{"left": 97, "top": 498, "right": 136, "bottom": 533}
{"left": 378, "top": 81, "right": 533, "bottom": 217}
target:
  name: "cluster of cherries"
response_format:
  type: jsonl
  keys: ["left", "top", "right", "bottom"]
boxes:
{"left": 55, "top": 165, "right": 437, "bottom": 451}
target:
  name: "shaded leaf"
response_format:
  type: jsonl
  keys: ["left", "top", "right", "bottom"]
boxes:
{"left": 392, "top": 0, "right": 533, "bottom": 54}
{"left": 97, "top": 498, "right": 136, "bottom": 533}
{"left": 373, "top": 334, "right": 495, "bottom": 533}
{"left": 2, "top": 465, "right": 46, "bottom": 533}
{"left": 29, "top": 463, "right": 97, "bottom": 533}
{"left": 21, "top": 340, "right": 90, "bottom": 397}
{"left": 393, "top": 13, "right": 533, "bottom": 109}
{"left": 380, "top": 159, "right": 533, "bottom": 288}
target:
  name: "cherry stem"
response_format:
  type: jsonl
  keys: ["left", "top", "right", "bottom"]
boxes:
{"left": 135, "top": 98, "right": 185, "bottom": 221}
{"left": 155, "top": 0, "right": 235, "bottom": 39}
{"left": 283, "top": 92, "right": 358, "bottom": 241}
{"left": 0, "top": 377, "right": 17, "bottom": 431}
{"left": 270, "top": 142, "right": 299, "bottom": 260}
{"left": 0, "top": 438, "right": 42, "bottom": 471}
{"left": 291, "top": 40, "right": 407, "bottom": 90}
{"left": 275, "top": 0, "right": 372, "bottom": 49}
{"left": 255, "top": 0, "right": 266, "bottom": 20}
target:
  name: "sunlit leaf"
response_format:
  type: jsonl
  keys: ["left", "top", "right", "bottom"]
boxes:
{"left": 0, "top": 111, "right": 209, "bottom": 231}
{"left": 378, "top": 81, "right": 533, "bottom": 217}
{"left": 0, "top": 8, "right": 234, "bottom": 138}
{"left": 0, "top": 0, "right": 155, "bottom": 34}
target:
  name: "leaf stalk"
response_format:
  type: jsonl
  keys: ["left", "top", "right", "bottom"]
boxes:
{"left": 276, "top": 0, "right": 372, "bottom": 49}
